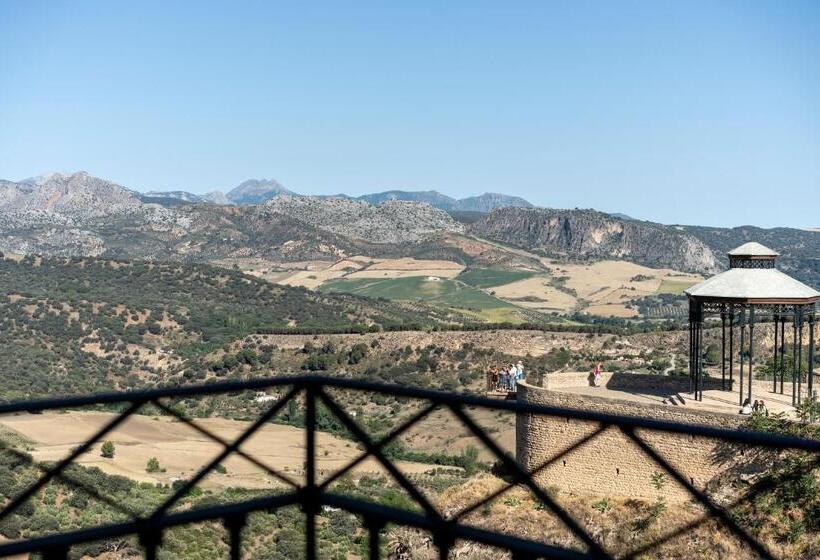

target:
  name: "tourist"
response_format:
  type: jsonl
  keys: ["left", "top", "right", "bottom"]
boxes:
{"left": 499, "top": 367, "right": 508, "bottom": 391}
{"left": 759, "top": 400, "right": 769, "bottom": 417}
{"left": 592, "top": 363, "right": 602, "bottom": 387}
{"left": 739, "top": 398, "right": 753, "bottom": 415}
{"left": 509, "top": 363, "right": 518, "bottom": 391}
{"left": 516, "top": 360, "right": 525, "bottom": 382}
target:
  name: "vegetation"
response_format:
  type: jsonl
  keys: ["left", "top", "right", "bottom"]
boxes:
{"left": 0, "top": 255, "right": 452, "bottom": 400}
{"left": 100, "top": 441, "right": 115, "bottom": 459}
{"left": 457, "top": 268, "right": 536, "bottom": 289}
{"left": 319, "top": 276, "right": 521, "bottom": 322}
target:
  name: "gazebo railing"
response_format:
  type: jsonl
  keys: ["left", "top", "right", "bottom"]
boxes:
{"left": 0, "top": 375, "right": 818, "bottom": 559}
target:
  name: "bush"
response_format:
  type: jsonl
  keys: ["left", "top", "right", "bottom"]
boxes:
{"left": 146, "top": 457, "right": 160, "bottom": 473}
{"left": 101, "top": 441, "right": 115, "bottom": 459}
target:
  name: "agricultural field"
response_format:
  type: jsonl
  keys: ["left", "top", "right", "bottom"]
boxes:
{"left": 318, "top": 276, "right": 523, "bottom": 323}
{"left": 456, "top": 267, "right": 536, "bottom": 288}
{"left": 221, "top": 248, "right": 703, "bottom": 320}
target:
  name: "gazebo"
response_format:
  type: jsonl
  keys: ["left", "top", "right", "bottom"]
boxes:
{"left": 685, "top": 242, "right": 819, "bottom": 407}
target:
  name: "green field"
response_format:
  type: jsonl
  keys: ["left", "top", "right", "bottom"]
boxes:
{"left": 319, "top": 276, "right": 522, "bottom": 321}
{"left": 656, "top": 279, "right": 697, "bottom": 295}
{"left": 457, "top": 268, "right": 536, "bottom": 289}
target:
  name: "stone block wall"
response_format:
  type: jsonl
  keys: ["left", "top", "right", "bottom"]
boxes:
{"left": 516, "top": 382, "right": 747, "bottom": 502}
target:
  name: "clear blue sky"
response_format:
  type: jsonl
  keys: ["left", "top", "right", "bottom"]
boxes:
{"left": 1, "top": 1, "right": 817, "bottom": 228}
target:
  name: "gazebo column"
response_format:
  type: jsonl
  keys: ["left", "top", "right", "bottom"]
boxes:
{"left": 747, "top": 307, "right": 755, "bottom": 405}
{"left": 772, "top": 312, "right": 779, "bottom": 393}
{"left": 780, "top": 315, "right": 786, "bottom": 395}
{"left": 792, "top": 315, "right": 799, "bottom": 406}
{"left": 739, "top": 308, "right": 746, "bottom": 407}
{"left": 728, "top": 310, "right": 734, "bottom": 390}
{"left": 697, "top": 318, "right": 704, "bottom": 401}
{"left": 810, "top": 313, "right": 816, "bottom": 399}
{"left": 797, "top": 311, "right": 804, "bottom": 405}
{"left": 688, "top": 303, "right": 694, "bottom": 394}
{"left": 720, "top": 311, "right": 726, "bottom": 391}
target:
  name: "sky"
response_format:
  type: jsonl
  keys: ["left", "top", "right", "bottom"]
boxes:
{"left": 0, "top": 1, "right": 818, "bottom": 228}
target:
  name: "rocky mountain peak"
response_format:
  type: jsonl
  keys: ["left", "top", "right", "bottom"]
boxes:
{"left": 226, "top": 178, "right": 293, "bottom": 205}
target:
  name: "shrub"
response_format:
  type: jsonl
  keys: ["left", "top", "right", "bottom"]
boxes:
{"left": 101, "top": 441, "right": 115, "bottom": 459}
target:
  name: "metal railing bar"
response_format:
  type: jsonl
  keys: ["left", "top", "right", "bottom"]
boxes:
{"left": 0, "top": 493, "right": 299, "bottom": 558}
{"left": 366, "top": 516, "right": 384, "bottom": 560}
{"left": 0, "top": 400, "right": 145, "bottom": 524}
{"left": 620, "top": 427, "right": 775, "bottom": 560}
{"left": 453, "top": 424, "right": 608, "bottom": 522}
{"left": 223, "top": 513, "right": 246, "bottom": 560}
{"left": 0, "top": 446, "right": 139, "bottom": 519}
{"left": 151, "top": 399, "right": 300, "bottom": 488}
{"left": 2, "top": 375, "right": 817, "bottom": 452}
{"left": 322, "top": 493, "right": 595, "bottom": 560}
{"left": 447, "top": 403, "right": 610, "bottom": 559}
{"left": 318, "top": 402, "right": 439, "bottom": 491}
{"left": 316, "top": 388, "right": 445, "bottom": 523}
{"left": 149, "top": 387, "right": 301, "bottom": 518}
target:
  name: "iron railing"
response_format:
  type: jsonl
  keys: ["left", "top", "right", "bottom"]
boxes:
{"left": 0, "top": 375, "right": 817, "bottom": 559}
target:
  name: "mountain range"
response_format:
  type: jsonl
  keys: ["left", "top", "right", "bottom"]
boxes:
{"left": 0, "top": 171, "right": 817, "bottom": 287}
{"left": 140, "top": 179, "right": 532, "bottom": 213}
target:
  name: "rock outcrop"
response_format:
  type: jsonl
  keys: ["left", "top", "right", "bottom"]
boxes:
{"left": 470, "top": 207, "right": 721, "bottom": 274}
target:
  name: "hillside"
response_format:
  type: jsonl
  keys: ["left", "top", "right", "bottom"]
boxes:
{"left": 358, "top": 190, "right": 533, "bottom": 211}
{"left": 1, "top": 171, "right": 818, "bottom": 293}
{"left": 0, "top": 255, "right": 459, "bottom": 400}
{"left": 470, "top": 207, "right": 722, "bottom": 274}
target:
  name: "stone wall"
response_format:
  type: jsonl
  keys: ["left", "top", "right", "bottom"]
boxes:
{"left": 515, "top": 381, "right": 746, "bottom": 501}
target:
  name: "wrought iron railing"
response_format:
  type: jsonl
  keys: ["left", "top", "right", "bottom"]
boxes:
{"left": 0, "top": 375, "right": 817, "bottom": 559}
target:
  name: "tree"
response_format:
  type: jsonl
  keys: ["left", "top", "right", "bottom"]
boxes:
{"left": 146, "top": 457, "right": 160, "bottom": 473}
{"left": 101, "top": 441, "right": 115, "bottom": 459}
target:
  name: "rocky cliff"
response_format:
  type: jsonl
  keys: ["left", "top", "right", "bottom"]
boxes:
{"left": 470, "top": 207, "right": 721, "bottom": 274}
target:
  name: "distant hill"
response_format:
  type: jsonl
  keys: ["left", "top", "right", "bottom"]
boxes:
{"left": 357, "top": 190, "right": 532, "bottom": 212}
{"left": 226, "top": 178, "right": 293, "bottom": 204}
{"left": 452, "top": 193, "right": 533, "bottom": 212}
{"left": 470, "top": 207, "right": 721, "bottom": 274}
{"left": 1, "top": 171, "right": 817, "bottom": 285}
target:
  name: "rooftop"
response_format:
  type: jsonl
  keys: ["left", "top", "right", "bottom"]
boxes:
{"left": 684, "top": 267, "right": 820, "bottom": 301}
{"left": 727, "top": 241, "right": 779, "bottom": 257}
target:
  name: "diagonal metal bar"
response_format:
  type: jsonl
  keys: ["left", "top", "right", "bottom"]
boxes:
{"left": 621, "top": 455, "right": 820, "bottom": 560}
{"left": 151, "top": 398, "right": 299, "bottom": 488}
{"left": 150, "top": 386, "right": 301, "bottom": 518}
{"left": 447, "top": 403, "right": 611, "bottom": 559}
{"left": 453, "top": 424, "right": 608, "bottom": 522}
{"left": 316, "top": 387, "right": 444, "bottom": 522}
{"left": 3, "top": 375, "right": 818, "bottom": 452}
{"left": 620, "top": 426, "right": 775, "bottom": 560}
{"left": 0, "top": 446, "right": 138, "bottom": 519}
{"left": 319, "top": 401, "right": 439, "bottom": 491}
{"left": 0, "top": 400, "right": 144, "bottom": 523}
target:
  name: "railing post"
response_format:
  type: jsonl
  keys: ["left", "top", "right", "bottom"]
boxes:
{"left": 367, "top": 517, "right": 385, "bottom": 560}
{"left": 224, "top": 513, "right": 246, "bottom": 560}
{"left": 42, "top": 546, "right": 69, "bottom": 560}
{"left": 305, "top": 380, "right": 318, "bottom": 560}
{"left": 139, "top": 528, "right": 163, "bottom": 560}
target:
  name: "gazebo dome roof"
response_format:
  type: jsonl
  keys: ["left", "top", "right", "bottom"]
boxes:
{"left": 727, "top": 242, "right": 779, "bottom": 257}
{"left": 685, "top": 268, "right": 820, "bottom": 301}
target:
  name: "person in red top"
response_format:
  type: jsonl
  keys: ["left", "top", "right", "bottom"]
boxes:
{"left": 593, "top": 363, "right": 602, "bottom": 387}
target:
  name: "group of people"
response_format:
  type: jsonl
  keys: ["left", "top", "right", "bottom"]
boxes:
{"left": 740, "top": 398, "right": 769, "bottom": 416}
{"left": 492, "top": 361, "right": 526, "bottom": 392}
